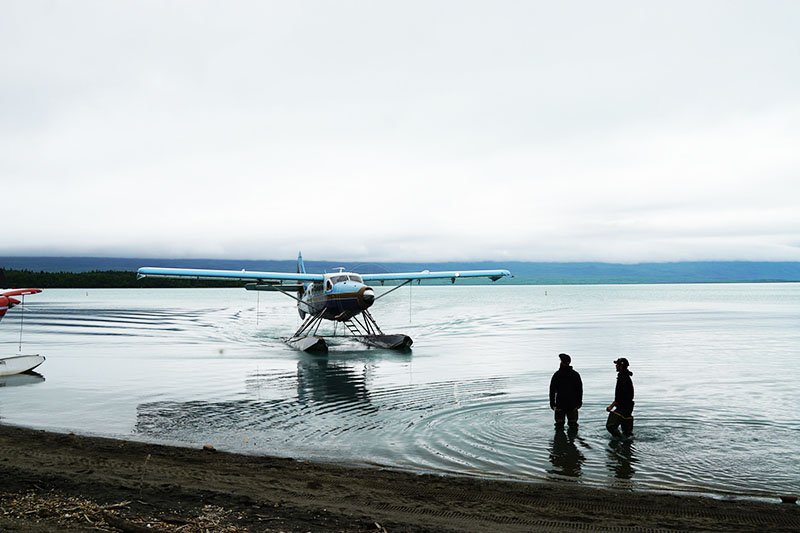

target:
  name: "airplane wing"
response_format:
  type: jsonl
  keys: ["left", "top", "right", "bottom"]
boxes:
{"left": 137, "top": 267, "right": 324, "bottom": 283}
{"left": 1, "top": 288, "right": 43, "bottom": 297}
{"left": 0, "top": 288, "right": 41, "bottom": 320}
{"left": 362, "top": 269, "right": 511, "bottom": 284}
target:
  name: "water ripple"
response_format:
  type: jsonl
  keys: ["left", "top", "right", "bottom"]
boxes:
{"left": 3, "top": 286, "right": 800, "bottom": 499}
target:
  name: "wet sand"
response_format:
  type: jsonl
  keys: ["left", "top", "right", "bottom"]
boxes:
{"left": 0, "top": 424, "right": 798, "bottom": 532}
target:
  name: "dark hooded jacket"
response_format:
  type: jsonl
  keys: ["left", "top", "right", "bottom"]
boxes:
{"left": 614, "top": 369, "right": 635, "bottom": 416}
{"left": 549, "top": 366, "right": 583, "bottom": 410}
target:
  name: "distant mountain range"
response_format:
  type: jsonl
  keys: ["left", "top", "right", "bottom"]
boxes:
{"left": 2, "top": 256, "right": 800, "bottom": 284}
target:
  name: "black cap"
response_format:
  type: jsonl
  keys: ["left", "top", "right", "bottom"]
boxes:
{"left": 614, "top": 357, "right": 629, "bottom": 367}
{"left": 559, "top": 353, "right": 571, "bottom": 364}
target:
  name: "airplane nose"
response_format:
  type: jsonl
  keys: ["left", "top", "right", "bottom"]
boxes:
{"left": 358, "top": 286, "right": 375, "bottom": 309}
{"left": 363, "top": 288, "right": 374, "bottom": 303}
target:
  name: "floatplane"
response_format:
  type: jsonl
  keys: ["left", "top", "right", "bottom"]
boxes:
{"left": 138, "top": 253, "right": 511, "bottom": 352}
{"left": 0, "top": 288, "right": 41, "bottom": 324}
{"left": 0, "top": 288, "right": 46, "bottom": 376}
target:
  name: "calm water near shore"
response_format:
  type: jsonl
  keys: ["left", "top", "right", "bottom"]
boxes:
{"left": 1, "top": 284, "right": 798, "bottom": 499}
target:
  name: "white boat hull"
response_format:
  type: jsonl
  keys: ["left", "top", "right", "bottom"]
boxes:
{"left": 0, "top": 354, "right": 45, "bottom": 376}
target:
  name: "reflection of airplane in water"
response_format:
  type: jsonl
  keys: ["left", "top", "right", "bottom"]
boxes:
{"left": 138, "top": 253, "right": 511, "bottom": 352}
{"left": 135, "top": 356, "right": 385, "bottom": 439}
{"left": 296, "top": 354, "right": 382, "bottom": 409}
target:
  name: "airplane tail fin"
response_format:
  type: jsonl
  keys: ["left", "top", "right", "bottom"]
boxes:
{"left": 296, "top": 252, "right": 307, "bottom": 318}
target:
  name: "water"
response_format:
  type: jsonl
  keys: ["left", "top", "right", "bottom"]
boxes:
{"left": 1, "top": 284, "right": 798, "bottom": 499}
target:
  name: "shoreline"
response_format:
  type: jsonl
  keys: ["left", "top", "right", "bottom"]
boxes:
{"left": 0, "top": 424, "right": 798, "bottom": 532}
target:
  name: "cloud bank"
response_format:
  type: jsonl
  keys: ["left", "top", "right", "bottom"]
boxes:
{"left": 3, "top": 1, "right": 799, "bottom": 262}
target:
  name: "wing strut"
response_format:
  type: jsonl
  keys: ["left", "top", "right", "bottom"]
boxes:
{"left": 373, "top": 279, "right": 413, "bottom": 301}
{"left": 18, "top": 294, "right": 25, "bottom": 352}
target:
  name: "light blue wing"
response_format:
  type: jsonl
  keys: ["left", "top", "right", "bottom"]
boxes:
{"left": 361, "top": 269, "right": 511, "bottom": 283}
{"left": 137, "top": 267, "right": 324, "bottom": 283}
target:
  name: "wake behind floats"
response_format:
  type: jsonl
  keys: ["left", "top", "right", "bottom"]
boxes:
{"left": 137, "top": 253, "right": 511, "bottom": 352}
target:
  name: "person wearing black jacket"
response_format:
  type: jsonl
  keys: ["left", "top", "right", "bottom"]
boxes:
{"left": 549, "top": 353, "right": 583, "bottom": 428}
{"left": 606, "top": 357, "right": 635, "bottom": 438}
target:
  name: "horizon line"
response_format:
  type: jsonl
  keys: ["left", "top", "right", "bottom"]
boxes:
{"left": 3, "top": 255, "right": 800, "bottom": 266}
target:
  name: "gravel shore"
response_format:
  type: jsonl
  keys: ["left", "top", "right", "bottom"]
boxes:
{"left": 0, "top": 424, "right": 797, "bottom": 532}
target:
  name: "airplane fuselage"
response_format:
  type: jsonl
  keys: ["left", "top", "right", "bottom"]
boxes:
{"left": 298, "top": 272, "right": 375, "bottom": 321}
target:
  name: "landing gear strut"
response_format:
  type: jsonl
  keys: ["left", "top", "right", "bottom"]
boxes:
{"left": 285, "top": 309, "right": 412, "bottom": 352}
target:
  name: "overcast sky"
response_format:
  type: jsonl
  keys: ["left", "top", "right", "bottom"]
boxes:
{"left": 3, "top": 1, "right": 799, "bottom": 263}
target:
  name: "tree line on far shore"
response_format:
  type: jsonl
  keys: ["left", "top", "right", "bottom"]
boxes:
{"left": 1, "top": 269, "right": 241, "bottom": 289}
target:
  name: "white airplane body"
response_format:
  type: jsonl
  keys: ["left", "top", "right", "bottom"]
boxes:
{"left": 138, "top": 253, "right": 511, "bottom": 351}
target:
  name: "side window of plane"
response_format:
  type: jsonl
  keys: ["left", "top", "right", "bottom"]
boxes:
{"left": 325, "top": 280, "right": 332, "bottom": 291}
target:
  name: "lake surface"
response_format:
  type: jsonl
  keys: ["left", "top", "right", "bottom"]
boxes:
{"left": 1, "top": 284, "right": 798, "bottom": 500}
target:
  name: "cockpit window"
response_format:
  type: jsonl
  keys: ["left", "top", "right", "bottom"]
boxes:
{"left": 331, "top": 275, "right": 348, "bottom": 284}
{"left": 349, "top": 275, "right": 363, "bottom": 283}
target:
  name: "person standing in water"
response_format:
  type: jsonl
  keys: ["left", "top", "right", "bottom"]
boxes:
{"left": 549, "top": 353, "right": 583, "bottom": 428}
{"left": 606, "top": 357, "right": 635, "bottom": 438}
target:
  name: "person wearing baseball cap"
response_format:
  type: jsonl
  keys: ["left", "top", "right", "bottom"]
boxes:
{"left": 606, "top": 357, "right": 635, "bottom": 438}
{"left": 549, "top": 353, "right": 583, "bottom": 428}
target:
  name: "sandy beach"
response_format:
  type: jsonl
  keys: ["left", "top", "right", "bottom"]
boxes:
{"left": 0, "top": 424, "right": 797, "bottom": 532}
